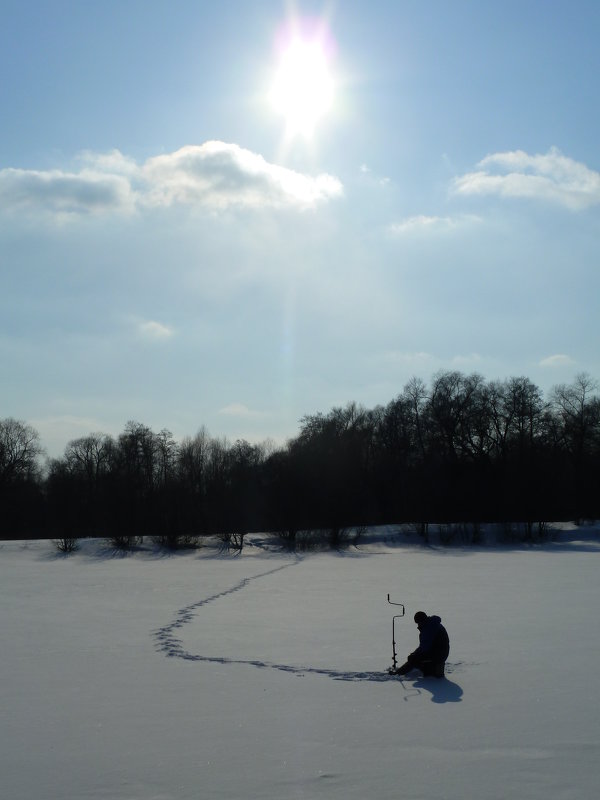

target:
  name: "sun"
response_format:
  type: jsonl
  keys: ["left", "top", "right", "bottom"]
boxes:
{"left": 269, "top": 28, "right": 335, "bottom": 138}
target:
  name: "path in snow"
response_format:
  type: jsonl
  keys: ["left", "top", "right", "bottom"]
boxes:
{"left": 151, "top": 555, "right": 465, "bottom": 697}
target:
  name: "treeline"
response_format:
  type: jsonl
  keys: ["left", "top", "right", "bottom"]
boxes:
{"left": 1, "top": 371, "right": 599, "bottom": 542}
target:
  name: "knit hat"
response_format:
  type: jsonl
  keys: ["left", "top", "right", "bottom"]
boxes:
{"left": 414, "top": 611, "right": 428, "bottom": 624}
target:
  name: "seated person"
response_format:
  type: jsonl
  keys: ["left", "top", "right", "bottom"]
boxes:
{"left": 397, "top": 611, "right": 450, "bottom": 678}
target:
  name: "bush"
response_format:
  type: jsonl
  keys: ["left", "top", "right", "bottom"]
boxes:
{"left": 152, "top": 534, "right": 203, "bottom": 550}
{"left": 53, "top": 537, "right": 78, "bottom": 553}
{"left": 106, "top": 535, "right": 139, "bottom": 550}
{"left": 217, "top": 533, "right": 245, "bottom": 552}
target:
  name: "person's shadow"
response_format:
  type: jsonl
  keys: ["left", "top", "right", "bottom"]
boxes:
{"left": 411, "top": 676, "right": 463, "bottom": 703}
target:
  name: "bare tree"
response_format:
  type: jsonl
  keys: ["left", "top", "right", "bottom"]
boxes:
{"left": 0, "top": 418, "right": 45, "bottom": 536}
{"left": 551, "top": 373, "right": 599, "bottom": 458}
{"left": 64, "top": 433, "right": 113, "bottom": 484}
{"left": 0, "top": 418, "right": 44, "bottom": 487}
{"left": 403, "top": 376, "right": 428, "bottom": 460}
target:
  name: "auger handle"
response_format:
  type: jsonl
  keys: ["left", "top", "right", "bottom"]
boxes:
{"left": 387, "top": 594, "right": 405, "bottom": 614}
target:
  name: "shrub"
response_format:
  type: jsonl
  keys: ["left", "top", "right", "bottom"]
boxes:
{"left": 153, "top": 534, "right": 203, "bottom": 550}
{"left": 53, "top": 537, "right": 78, "bottom": 553}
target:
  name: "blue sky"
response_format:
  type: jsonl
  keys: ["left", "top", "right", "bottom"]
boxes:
{"left": 1, "top": 0, "right": 599, "bottom": 457}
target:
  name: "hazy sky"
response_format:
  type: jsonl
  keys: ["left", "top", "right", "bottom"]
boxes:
{"left": 1, "top": 0, "right": 599, "bottom": 457}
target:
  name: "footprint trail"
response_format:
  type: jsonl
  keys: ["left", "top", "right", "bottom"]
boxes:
{"left": 152, "top": 559, "right": 400, "bottom": 683}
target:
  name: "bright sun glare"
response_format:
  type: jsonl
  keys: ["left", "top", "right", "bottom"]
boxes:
{"left": 270, "top": 29, "right": 334, "bottom": 138}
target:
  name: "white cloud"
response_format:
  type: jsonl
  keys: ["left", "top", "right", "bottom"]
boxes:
{"left": 359, "top": 162, "right": 391, "bottom": 187}
{"left": 0, "top": 142, "right": 343, "bottom": 217}
{"left": 389, "top": 215, "right": 452, "bottom": 234}
{"left": 454, "top": 147, "right": 600, "bottom": 209}
{"left": 138, "top": 321, "right": 175, "bottom": 340}
{"left": 388, "top": 214, "right": 480, "bottom": 235}
{"left": 540, "top": 354, "right": 576, "bottom": 368}
{"left": 79, "top": 148, "right": 140, "bottom": 176}
{"left": 141, "top": 142, "right": 343, "bottom": 210}
{"left": 0, "top": 167, "right": 135, "bottom": 216}
{"left": 218, "top": 403, "right": 263, "bottom": 418}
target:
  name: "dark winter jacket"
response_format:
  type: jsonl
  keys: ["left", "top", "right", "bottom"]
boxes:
{"left": 411, "top": 615, "right": 450, "bottom": 662}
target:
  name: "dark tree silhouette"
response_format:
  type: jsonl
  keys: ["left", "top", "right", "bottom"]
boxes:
{"left": 4, "top": 372, "right": 600, "bottom": 543}
{"left": 0, "top": 418, "right": 45, "bottom": 537}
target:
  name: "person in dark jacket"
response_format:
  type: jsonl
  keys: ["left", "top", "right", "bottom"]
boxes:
{"left": 397, "top": 611, "right": 450, "bottom": 678}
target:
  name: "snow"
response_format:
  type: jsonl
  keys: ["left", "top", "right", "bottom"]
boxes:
{"left": 1, "top": 525, "right": 599, "bottom": 800}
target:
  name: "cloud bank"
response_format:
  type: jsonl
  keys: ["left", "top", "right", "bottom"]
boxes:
{"left": 454, "top": 147, "right": 600, "bottom": 209}
{"left": 0, "top": 142, "right": 343, "bottom": 217}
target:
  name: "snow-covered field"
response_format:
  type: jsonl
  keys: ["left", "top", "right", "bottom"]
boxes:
{"left": 2, "top": 525, "right": 599, "bottom": 800}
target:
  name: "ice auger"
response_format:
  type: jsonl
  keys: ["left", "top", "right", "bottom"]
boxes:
{"left": 387, "top": 594, "right": 405, "bottom": 672}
